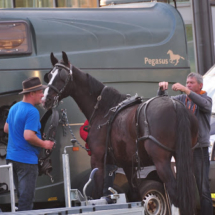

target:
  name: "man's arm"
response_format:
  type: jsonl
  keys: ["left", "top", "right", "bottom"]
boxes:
{"left": 172, "top": 83, "right": 211, "bottom": 113}
{"left": 172, "top": 83, "right": 190, "bottom": 95}
{"left": 4, "top": 122, "right": 8, "bottom": 134}
{"left": 188, "top": 91, "right": 212, "bottom": 113}
{"left": 158, "top": 82, "right": 190, "bottom": 94}
{"left": 24, "top": 130, "right": 54, "bottom": 150}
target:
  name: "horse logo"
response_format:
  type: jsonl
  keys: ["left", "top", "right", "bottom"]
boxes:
{"left": 167, "top": 50, "right": 185, "bottom": 66}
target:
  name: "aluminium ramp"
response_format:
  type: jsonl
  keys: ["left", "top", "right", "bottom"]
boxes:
{"left": 1, "top": 202, "right": 144, "bottom": 215}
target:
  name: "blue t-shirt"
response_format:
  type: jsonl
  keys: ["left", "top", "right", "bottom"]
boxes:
{"left": 6, "top": 101, "right": 41, "bottom": 164}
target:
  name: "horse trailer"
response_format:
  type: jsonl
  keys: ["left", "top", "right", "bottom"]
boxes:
{"left": 0, "top": 2, "right": 190, "bottom": 213}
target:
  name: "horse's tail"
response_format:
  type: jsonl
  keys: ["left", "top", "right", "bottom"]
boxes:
{"left": 175, "top": 102, "right": 195, "bottom": 215}
{"left": 180, "top": 56, "right": 185, "bottom": 60}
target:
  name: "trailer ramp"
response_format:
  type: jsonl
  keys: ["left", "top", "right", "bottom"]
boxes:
{"left": 1, "top": 202, "right": 144, "bottom": 215}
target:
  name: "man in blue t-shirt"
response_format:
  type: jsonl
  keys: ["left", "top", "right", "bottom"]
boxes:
{"left": 4, "top": 77, "right": 55, "bottom": 211}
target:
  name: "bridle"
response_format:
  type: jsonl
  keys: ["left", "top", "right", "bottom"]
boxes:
{"left": 47, "top": 63, "right": 73, "bottom": 108}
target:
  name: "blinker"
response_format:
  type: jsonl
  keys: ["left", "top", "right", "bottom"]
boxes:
{"left": 44, "top": 73, "right": 49, "bottom": 83}
{"left": 60, "top": 69, "right": 69, "bottom": 81}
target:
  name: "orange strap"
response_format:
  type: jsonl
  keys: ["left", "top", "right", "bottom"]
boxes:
{"left": 185, "top": 96, "right": 196, "bottom": 113}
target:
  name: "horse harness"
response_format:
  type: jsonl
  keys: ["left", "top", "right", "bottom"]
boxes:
{"left": 87, "top": 86, "right": 108, "bottom": 130}
{"left": 39, "top": 108, "right": 59, "bottom": 182}
{"left": 135, "top": 96, "right": 175, "bottom": 153}
{"left": 103, "top": 94, "right": 176, "bottom": 163}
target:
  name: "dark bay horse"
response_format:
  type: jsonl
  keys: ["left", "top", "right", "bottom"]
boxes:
{"left": 42, "top": 52, "right": 198, "bottom": 215}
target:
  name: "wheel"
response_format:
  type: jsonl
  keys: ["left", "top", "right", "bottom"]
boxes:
{"left": 140, "top": 180, "right": 169, "bottom": 215}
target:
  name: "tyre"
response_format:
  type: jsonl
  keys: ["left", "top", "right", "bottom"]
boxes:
{"left": 140, "top": 180, "right": 169, "bottom": 215}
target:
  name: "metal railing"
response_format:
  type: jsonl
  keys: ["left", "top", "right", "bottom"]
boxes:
{"left": 62, "top": 145, "right": 74, "bottom": 207}
{"left": 0, "top": 163, "right": 15, "bottom": 212}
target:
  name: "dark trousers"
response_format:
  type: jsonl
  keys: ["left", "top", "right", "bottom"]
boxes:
{"left": 193, "top": 148, "right": 213, "bottom": 215}
{"left": 7, "top": 160, "right": 38, "bottom": 211}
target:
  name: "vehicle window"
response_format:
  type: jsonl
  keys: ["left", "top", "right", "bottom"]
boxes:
{"left": 0, "top": 21, "right": 32, "bottom": 55}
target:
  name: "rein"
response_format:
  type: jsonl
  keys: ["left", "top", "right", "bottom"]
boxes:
{"left": 39, "top": 108, "right": 59, "bottom": 183}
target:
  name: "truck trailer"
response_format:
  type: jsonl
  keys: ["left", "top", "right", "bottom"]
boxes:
{"left": 0, "top": 2, "right": 190, "bottom": 214}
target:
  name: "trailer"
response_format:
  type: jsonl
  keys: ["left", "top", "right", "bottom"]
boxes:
{"left": 0, "top": 2, "right": 189, "bottom": 213}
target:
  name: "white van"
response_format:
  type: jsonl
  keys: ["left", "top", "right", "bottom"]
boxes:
{"left": 203, "top": 66, "right": 215, "bottom": 199}
{"left": 203, "top": 66, "right": 215, "bottom": 157}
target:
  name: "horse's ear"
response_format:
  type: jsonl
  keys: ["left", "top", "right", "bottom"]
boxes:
{"left": 62, "top": 51, "right": 69, "bottom": 66}
{"left": 50, "top": 52, "right": 58, "bottom": 66}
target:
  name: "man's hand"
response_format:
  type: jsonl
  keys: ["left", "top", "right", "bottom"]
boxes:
{"left": 172, "top": 83, "right": 190, "bottom": 95}
{"left": 24, "top": 130, "right": 55, "bottom": 149}
{"left": 43, "top": 140, "right": 55, "bottom": 150}
{"left": 159, "top": 82, "right": 169, "bottom": 91}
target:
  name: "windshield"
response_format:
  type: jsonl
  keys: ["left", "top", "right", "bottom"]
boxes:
{"left": 203, "top": 65, "right": 215, "bottom": 113}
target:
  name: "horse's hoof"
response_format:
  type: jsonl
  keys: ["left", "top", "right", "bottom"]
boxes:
{"left": 105, "top": 196, "right": 116, "bottom": 204}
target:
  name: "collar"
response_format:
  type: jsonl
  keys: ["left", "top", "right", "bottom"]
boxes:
{"left": 200, "top": 90, "right": 206, "bottom": 95}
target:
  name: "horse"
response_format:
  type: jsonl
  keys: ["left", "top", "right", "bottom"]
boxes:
{"left": 42, "top": 51, "right": 198, "bottom": 215}
{"left": 167, "top": 50, "right": 185, "bottom": 66}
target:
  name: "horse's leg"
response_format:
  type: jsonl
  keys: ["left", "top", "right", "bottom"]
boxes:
{"left": 153, "top": 159, "right": 180, "bottom": 214}
{"left": 155, "top": 161, "right": 177, "bottom": 202}
{"left": 122, "top": 166, "right": 141, "bottom": 202}
{"left": 143, "top": 137, "right": 179, "bottom": 213}
{"left": 90, "top": 151, "right": 105, "bottom": 199}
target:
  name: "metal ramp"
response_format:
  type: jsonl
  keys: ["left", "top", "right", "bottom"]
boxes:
{"left": 0, "top": 147, "right": 146, "bottom": 215}
{"left": 1, "top": 202, "right": 144, "bottom": 215}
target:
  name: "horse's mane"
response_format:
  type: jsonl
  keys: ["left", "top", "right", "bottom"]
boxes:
{"left": 86, "top": 73, "right": 104, "bottom": 96}
{"left": 86, "top": 73, "right": 126, "bottom": 115}
{"left": 98, "top": 87, "right": 127, "bottom": 115}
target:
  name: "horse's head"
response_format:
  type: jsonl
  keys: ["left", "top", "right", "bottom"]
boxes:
{"left": 42, "top": 51, "right": 73, "bottom": 109}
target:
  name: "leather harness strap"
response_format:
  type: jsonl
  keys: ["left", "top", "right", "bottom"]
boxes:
{"left": 88, "top": 86, "right": 107, "bottom": 129}
{"left": 135, "top": 96, "right": 197, "bottom": 152}
{"left": 135, "top": 96, "right": 175, "bottom": 153}
{"left": 138, "top": 135, "right": 174, "bottom": 152}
